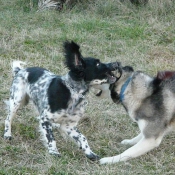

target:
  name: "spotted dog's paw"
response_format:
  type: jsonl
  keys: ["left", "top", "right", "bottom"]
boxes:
{"left": 4, "top": 135, "right": 12, "bottom": 140}
{"left": 86, "top": 152, "right": 100, "bottom": 161}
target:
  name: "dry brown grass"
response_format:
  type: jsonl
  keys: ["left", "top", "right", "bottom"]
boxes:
{"left": 0, "top": 0, "right": 175, "bottom": 174}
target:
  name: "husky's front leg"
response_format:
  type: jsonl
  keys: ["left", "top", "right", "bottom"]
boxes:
{"left": 61, "top": 125, "right": 100, "bottom": 161}
{"left": 100, "top": 136, "right": 163, "bottom": 164}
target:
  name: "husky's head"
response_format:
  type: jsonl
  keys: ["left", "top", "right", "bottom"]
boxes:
{"left": 90, "top": 64, "right": 134, "bottom": 101}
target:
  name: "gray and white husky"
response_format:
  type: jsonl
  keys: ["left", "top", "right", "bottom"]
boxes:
{"left": 92, "top": 66, "right": 175, "bottom": 164}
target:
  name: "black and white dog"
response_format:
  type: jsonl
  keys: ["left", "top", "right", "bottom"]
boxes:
{"left": 4, "top": 41, "right": 119, "bottom": 160}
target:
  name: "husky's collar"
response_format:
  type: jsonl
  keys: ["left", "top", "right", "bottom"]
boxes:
{"left": 120, "top": 76, "right": 132, "bottom": 102}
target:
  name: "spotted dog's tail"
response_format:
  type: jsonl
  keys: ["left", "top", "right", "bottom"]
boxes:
{"left": 11, "top": 61, "right": 26, "bottom": 76}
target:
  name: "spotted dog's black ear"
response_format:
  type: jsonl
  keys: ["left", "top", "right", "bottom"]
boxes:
{"left": 63, "top": 41, "right": 85, "bottom": 70}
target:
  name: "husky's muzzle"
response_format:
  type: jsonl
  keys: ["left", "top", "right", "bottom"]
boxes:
{"left": 106, "top": 61, "right": 122, "bottom": 83}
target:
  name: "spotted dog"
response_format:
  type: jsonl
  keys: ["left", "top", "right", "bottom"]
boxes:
{"left": 4, "top": 41, "right": 119, "bottom": 160}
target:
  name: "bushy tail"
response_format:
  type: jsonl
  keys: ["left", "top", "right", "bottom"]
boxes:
{"left": 11, "top": 61, "right": 26, "bottom": 76}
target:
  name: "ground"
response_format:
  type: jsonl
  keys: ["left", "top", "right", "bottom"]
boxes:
{"left": 0, "top": 0, "right": 175, "bottom": 174}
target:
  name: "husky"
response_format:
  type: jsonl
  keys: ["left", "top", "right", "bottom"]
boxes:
{"left": 93, "top": 65, "right": 175, "bottom": 164}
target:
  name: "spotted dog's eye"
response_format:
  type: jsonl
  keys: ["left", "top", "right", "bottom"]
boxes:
{"left": 96, "top": 62, "right": 100, "bottom": 66}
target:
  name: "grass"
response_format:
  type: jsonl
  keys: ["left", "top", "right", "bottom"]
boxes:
{"left": 0, "top": 0, "right": 175, "bottom": 174}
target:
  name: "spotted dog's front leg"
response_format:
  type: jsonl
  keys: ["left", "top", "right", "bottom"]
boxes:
{"left": 61, "top": 125, "right": 100, "bottom": 161}
{"left": 39, "top": 116, "right": 60, "bottom": 156}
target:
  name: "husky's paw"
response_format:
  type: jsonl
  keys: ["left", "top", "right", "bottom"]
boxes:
{"left": 121, "top": 139, "right": 132, "bottom": 145}
{"left": 99, "top": 157, "right": 110, "bottom": 164}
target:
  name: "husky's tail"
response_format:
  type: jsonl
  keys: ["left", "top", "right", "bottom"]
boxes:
{"left": 11, "top": 61, "right": 26, "bottom": 76}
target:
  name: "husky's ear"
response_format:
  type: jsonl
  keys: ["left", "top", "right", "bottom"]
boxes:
{"left": 157, "top": 71, "right": 175, "bottom": 80}
{"left": 123, "top": 66, "right": 134, "bottom": 72}
{"left": 63, "top": 41, "right": 85, "bottom": 70}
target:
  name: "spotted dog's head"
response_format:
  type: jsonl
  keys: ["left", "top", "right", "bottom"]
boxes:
{"left": 64, "top": 41, "right": 119, "bottom": 84}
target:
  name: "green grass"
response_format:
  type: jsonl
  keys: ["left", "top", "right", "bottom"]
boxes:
{"left": 0, "top": 0, "right": 175, "bottom": 174}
